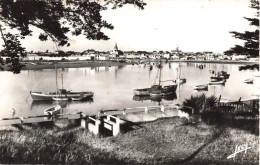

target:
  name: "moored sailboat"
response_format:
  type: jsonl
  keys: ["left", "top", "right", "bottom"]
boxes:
{"left": 31, "top": 65, "right": 94, "bottom": 101}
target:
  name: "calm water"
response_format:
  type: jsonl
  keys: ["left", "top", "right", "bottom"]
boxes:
{"left": 0, "top": 62, "right": 259, "bottom": 118}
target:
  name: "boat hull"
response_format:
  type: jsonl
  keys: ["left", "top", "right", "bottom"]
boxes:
{"left": 208, "top": 80, "right": 225, "bottom": 85}
{"left": 194, "top": 85, "right": 208, "bottom": 90}
{"left": 31, "top": 91, "right": 94, "bottom": 101}
{"left": 210, "top": 77, "right": 223, "bottom": 82}
{"left": 150, "top": 85, "right": 177, "bottom": 97}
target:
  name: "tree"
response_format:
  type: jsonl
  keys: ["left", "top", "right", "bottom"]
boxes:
{"left": 0, "top": 0, "right": 146, "bottom": 73}
{"left": 224, "top": 0, "right": 259, "bottom": 58}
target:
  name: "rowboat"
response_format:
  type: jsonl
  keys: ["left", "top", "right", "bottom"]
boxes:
{"left": 244, "top": 78, "right": 254, "bottom": 84}
{"left": 44, "top": 105, "right": 61, "bottom": 115}
{"left": 194, "top": 84, "right": 208, "bottom": 90}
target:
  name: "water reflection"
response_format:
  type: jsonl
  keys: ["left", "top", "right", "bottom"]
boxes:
{"left": 30, "top": 98, "right": 94, "bottom": 110}
{"left": 0, "top": 62, "right": 258, "bottom": 118}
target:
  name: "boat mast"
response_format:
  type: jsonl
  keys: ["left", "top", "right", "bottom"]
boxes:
{"left": 55, "top": 64, "right": 58, "bottom": 96}
{"left": 159, "top": 56, "right": 162, "bottom": 86}
{"left": 61, "top": 73, "right": 63, "bottom": 90}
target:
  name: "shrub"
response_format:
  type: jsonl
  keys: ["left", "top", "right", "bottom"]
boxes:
{"left": 182, "top": 94, "right": 217, "bottom": 113}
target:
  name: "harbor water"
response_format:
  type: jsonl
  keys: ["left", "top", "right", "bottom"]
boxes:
{"left": 0, "top": 62, "right": 259, "bottom": 118}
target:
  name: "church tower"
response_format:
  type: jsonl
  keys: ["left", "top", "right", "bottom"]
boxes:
{"left": 114, "top": 43, "right": 118, "bottom": 50}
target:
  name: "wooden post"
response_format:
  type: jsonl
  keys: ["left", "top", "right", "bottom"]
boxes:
{"left": 160, "top": 105, "right": 165, "bottom": 112}
{"left": 218, "top": 95, "right": 222, "bottom": 106}
{"left": 145, "top": 107, "right": 148, "bottom": 114}
{"left": 123, "top": 109, "right": 126, "bottom": 115}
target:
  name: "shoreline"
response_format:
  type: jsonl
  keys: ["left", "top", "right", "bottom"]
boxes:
{"left": 22, "top": 61, "right": 126, "bottom": 70}
{"left": 0, "top": 60, "right": 258, "bottom": 71}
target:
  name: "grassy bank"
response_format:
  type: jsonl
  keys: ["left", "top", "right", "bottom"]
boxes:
{"left": 0, "top": 117, "right": 258, "bottom": 164}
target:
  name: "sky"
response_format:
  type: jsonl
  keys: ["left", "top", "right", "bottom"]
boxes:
{"left": 0, "top": 0, "right": 255, "bottom": 53}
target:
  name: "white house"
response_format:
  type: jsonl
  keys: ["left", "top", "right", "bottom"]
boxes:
{"left": 163, "top": 53, "right": 171, "bottom": 59}
{"left": 96, "top": 54, "right": 109, "bottom": 60}
{"left": 148, "top": 54, "right": 156, "bottom": 59}
{"left": 171, "top": 54, "right": 179, "bottom": 60}
{"left": 232, "top": 55, "right": 248, "bottom": 61}
{"left": 140, "top": 54, "right": 148, "bottom": 59}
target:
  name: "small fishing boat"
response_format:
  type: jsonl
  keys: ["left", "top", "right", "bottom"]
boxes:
{"left": 244, "top": 78, "right": 254, "bottom": 84}
{"left": 44, "top": 105, "right": 61, "bottom": 115}
{"left": 31, "top": 65, "right": 94, "bottom": 101}
{"left": 133, "top": 88, "right": 150, "bottom": 96}
{"left": 208, "top": 80, "right": 225, "bottom": 85}
{"left": 150, "top": 85, "right": 176, "bottom": 97}
{"left": 133, "top": 58, "right": 177, "bottom": 98}
{"left": 194, "top": 84, "right": 208, "bottom": 90}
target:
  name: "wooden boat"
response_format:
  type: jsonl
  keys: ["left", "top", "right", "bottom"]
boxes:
{"left": 150, "top": 85, "right": 176, "bottom": 97}
{"left": 31, "top": 90, "right": 94, "bottom": 101}
{"left": 208, "top": 80, "right": 225, "bottom": 85}
{"left": 218, "top": 71, "right": 230, "bottom": 79}
{"left": 244, "top": 78, "right": 254, "bottom": 84}
{"left": 31, "top": 65, "right": 94, "bottom": 101}
{"left": 134, "top": 58, "right": 177, "bottom": 97}
{"left": 44, "top": 105, "right": 61, "bottom": 115}
{"left": 133, "top": 88, "right": 150, "bottom": 96}
{"left": 194, "top": 84, "right": 208, "bottom": 90}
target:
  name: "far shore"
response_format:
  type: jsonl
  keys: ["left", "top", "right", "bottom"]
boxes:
{"left": 0, "top": 59, "right": 258, "bottom": 71}
{"left": 21, "top": 60, "right": 127, "bottom": 70}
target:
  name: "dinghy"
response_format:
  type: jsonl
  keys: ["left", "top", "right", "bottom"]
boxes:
{"left": 44, "top": 105, "right": 61, "bottom": 115}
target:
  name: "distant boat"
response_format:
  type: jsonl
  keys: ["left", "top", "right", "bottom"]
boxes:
{"left": 210, "top": 71, "right": 229, "bottom": 82}
{"left": 244, "top": 78, "right": 254, "bottom": 84}
{"left": 44, "top": 105, "right": 61, "bottom": 115}
{"left": 194, "top": 84, "right": 208, "bottom": 90}
{"left": 208, "top": 80, "right": 225, "bottom": 85}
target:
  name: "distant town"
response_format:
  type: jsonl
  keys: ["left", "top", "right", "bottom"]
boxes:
{"left": 0, "top": 43, "right": 259, "bottom": 62}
